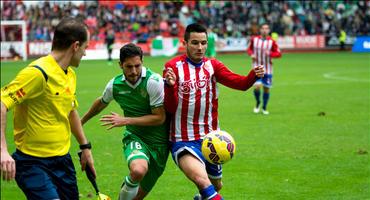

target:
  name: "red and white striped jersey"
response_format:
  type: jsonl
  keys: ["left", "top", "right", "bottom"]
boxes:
{"left": 247, "top": 36, "right": 281, "bottom": 74}
{"left": 164, "top": 55, "right": 257, "bottom": 142}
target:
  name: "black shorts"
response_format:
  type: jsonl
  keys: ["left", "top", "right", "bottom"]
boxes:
{"left": 12, "top": 150, "right": 79, "bottom": 200}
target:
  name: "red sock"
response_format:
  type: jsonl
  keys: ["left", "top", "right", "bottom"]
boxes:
{"left": 211, "top": 193, "right": 223, "bottom": 200}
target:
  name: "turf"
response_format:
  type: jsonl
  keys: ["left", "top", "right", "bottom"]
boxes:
{"left": 1, "top": 52, "right": 369, "bottom": 199}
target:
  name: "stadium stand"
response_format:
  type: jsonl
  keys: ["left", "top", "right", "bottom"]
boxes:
{"left": 1, "top": 1, "right": 369, "bottom": 42}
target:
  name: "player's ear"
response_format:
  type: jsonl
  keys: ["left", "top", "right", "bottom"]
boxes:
{"left": 72, "top": 41, "right": 80, "bottom": 51}
{"left": 182, "top": 39, "right": 187, "bottom": 46}
{"left": 118, "top": 61, "right": 124, "bottom": 69}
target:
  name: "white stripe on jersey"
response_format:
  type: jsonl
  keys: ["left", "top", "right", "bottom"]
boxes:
{"left": 175, "top": 61, "right": 185, "bottom": 139}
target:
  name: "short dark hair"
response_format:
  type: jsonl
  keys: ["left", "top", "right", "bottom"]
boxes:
{"left": 119, "top": 43, "right": 143, "bottom": 63}
{"left": 51, "top": 17, "right": 88, "bottom": 51}
{"left": 184, "top": 23, "right": 207, "bottom": 42}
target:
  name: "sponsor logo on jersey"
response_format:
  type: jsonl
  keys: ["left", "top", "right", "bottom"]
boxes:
{"left": 179, "top": 75, "right": 210, "bottom": 94}
{"left": 119, "top": 91, "right": 131, "bottom": 94}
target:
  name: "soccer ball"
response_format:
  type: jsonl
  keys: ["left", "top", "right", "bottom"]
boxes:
{"left": 201, "top": 130, "right": 236, "bottom": 164}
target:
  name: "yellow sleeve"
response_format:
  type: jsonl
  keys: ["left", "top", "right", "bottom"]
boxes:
{"left": 1, "top": 67, "right": 45, "bottom": 110}
{"left": 69, "top": 67, "right": 79, "bottom": 110}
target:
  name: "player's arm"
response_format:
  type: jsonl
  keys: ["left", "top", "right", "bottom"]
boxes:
{"left": 81, "top": 79, "right": 113, "bottom": 125}
{"left": 213, "top": 60, "right": 264, "bottom": 91}
{"left": 0, "top": 67, "right": 44, "bottom": 181}
{"left": 100, "top": 74, "right": 166, "bottom": 129}
{"left": 163, "top": 64, "right": 179, "bottom": 114}
{"left": 81, "top": 97, "right": 109, "bottom": 125}
{"left": 270, "top": 40, "right": 282, "bottom": 58}
{"left": 0, "top": 101, "right": 14, "bottom": 181}
{"left": 100, "top": 107, "right": 166, "bottom": 130}
{"left": 69, "top": 109, "right": 96, "bottom": 178}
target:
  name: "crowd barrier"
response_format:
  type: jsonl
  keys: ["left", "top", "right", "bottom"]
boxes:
{"left": 16, "top": 35, "right": 363, "bottom": 60}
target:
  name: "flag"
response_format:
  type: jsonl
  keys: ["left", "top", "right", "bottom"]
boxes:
{"left": 150, "top": 37, "right": 179, "bottom": 57}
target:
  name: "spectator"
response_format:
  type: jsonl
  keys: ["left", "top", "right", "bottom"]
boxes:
{"left": 1, "top": 1, "right": 368, "bottom": 42}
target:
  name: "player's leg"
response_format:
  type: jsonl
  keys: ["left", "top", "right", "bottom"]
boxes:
{"left": 172, "top": 141, "right": 223, "bottom": 200}
{"left": 262, "top": 74, "right": 272, "bottom": 114}
{"left": 133, "top": 187, "right": 147, "bottom": 200}
{"left": 179, "top": 154, "right": 211, "bottom": 189}
{"left": 179, "top": 154, "right": 222, "bottom": 199}
{"left": 120, "top": 137, "right": 150, "bottom": 200}
{"left": 253, "top": 80, "right": 262, "bottom": 113}
{"left": 207, "top": 162, "right": 223, "bottom": 192}
{"left": 133, "top": 144, "right": 169, "bottom": 200}
{"left": 262, "top": 86, "right": 270, "bottom": 113}
{"left": 210, "top": 178, "right": 223, "bottom": 192}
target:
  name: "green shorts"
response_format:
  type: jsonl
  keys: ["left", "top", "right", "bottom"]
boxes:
{"left": 122, "top": 134, "right": 169, "bottom": 193}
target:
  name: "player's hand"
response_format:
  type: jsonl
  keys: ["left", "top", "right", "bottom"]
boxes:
{"left": 253, "top": 65, "right": 265, "bottom": 78}
{"left": 164, "top": 68, "right": 176, "bottom": 86}
{"left": 251, "top": 54, "right": 256, "bottom": 62}
{"left": 1, "top": 150, "right": 16, "bottom": 181}
{"left": 80, "top": 149, "right": 96, "bottom": 178}
{"left": 100, "top": 112, "right": 131, "bottom": 130}
{"left": 264, "top": 51, "right": 270, "bottom": 56}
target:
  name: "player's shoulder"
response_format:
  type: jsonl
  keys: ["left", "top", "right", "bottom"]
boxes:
{"left": 207, "top": 57, "right": 223, "bottom": 66}
{"left": 165, "top": 54, "right": 186, "bottom": 67}
{"left": 251, "top": 35, "right": 261, "bottom": 39}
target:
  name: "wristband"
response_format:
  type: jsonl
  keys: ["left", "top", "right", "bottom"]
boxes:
{"left": 79, "top": 142, "right": 92, "bottom": 150}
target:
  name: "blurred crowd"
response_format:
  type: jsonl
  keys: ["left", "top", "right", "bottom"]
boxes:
{"left": 1, "top": 0, "right": 369, "bottom": 42}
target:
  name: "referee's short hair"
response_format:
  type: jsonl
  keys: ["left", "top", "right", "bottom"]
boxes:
{"left": 52, "top": 17, "right": 88, "bottom": 51}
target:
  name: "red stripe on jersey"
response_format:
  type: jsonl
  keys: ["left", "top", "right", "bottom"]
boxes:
{"left": 193, "top": 66, "right": 201, "bottom": 140}
{"left": 180, "top": 62, "right": 190, "bottom": 141}
{"left": 211, "top": 77, "right": 218, "bottom": 130}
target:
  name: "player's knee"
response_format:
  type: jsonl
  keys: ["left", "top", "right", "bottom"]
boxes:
{"left": 130, "top": 165, "right": 148, "bottom": 181}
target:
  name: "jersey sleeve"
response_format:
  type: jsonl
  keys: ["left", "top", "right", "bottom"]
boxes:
{"left": 1, "top": 67, "right": 45, "bottom": 110}
{"left": 101, "top": 78, "right": 114, "bottom": 104}
{"left": 147, "top": 73, "right": 164, "bottom": 109}
{"left": 212, "top": 59, "right": 257, "bottom": 91}
{"left": 270, "top": 40, "right": 282, "bottom": 58}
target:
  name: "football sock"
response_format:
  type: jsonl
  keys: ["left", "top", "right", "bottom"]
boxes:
{"left": 254, "top": 89, "right": 261, "bottom": 107}
{"left": 262, "top": 92, "right": 270, "bottom": 110}
{"left": 200, "top": 185, "right": 223, "bottom": 200}
{"left": 119, "top": 175, "right": 139, "bottom": 200}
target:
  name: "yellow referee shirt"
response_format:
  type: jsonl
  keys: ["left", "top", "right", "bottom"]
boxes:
{"left": 1, "top": 55, "right": 78, "bottom": 157}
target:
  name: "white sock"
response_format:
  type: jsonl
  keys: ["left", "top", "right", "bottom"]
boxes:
{"left": 119, "top": 176, "right": 139, "bottom": 200}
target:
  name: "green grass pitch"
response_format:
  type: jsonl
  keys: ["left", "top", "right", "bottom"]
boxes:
{"left": 1, "top": 52, "right": 369, "bottom": 199}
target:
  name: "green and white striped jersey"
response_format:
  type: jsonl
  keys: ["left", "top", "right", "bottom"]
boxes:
{"left": 102, "top": 67, "right": 168, "bottom": 145}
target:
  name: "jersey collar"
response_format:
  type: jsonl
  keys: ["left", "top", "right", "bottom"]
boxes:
{"left": 186, "top": 57, "right": 204, "bottom": 68}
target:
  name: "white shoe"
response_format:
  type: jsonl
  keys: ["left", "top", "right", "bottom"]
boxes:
{"left": 253, "top": 107, "right": 260, "bottom": 113}
{"left": 262, "top": 109, "right": 269, "bottom": 115}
